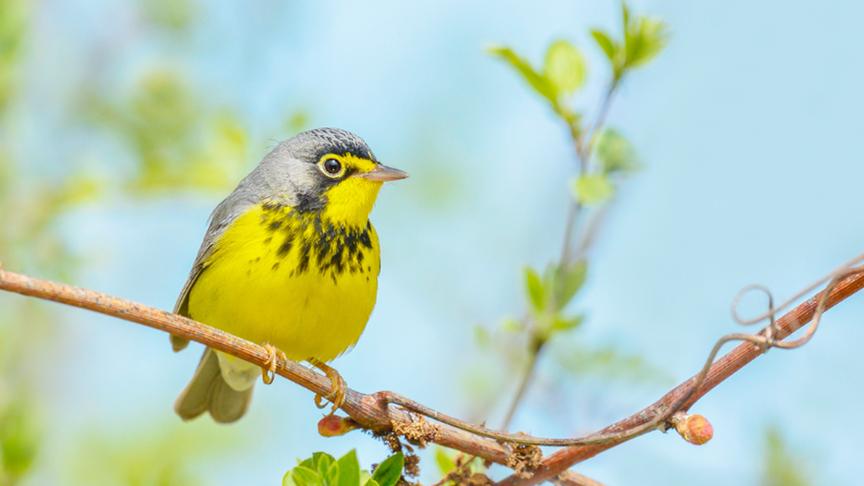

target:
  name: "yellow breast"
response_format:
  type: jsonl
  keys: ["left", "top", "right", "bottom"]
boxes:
{"left": 187, "top": 203, "right": 380, "bottom": 362}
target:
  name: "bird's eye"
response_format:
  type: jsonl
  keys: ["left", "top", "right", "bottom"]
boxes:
{"left": 319, "top": 158, "right": 345, "bottom": 178}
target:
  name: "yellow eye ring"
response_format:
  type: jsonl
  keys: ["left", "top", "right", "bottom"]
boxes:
{"left": 317, "top": 156, "right": 346, "bottom": 178}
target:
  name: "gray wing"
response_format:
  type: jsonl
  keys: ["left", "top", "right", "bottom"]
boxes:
{"left": 170, "top": 191, "right": 258, "bottom": 352}
{"left": 169, "top": 142, "right": 304, "bottom": 351}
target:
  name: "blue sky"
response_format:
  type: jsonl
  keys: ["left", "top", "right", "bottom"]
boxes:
{"left": 12, "top": 0, "right": 864, "bottom": 484}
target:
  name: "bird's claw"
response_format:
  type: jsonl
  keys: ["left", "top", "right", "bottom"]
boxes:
{"left": 310, "top": 359, "right": 347, "bottom": 414}
{"left": 261, "top": 343, "right": 287, "bottom": 385}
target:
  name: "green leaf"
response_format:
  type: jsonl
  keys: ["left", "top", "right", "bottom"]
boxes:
{"left": 500, "top": 318, "right": 524, "bottom": 333}
{"left": 291, "top": 465, "right": 323, "bottom": 486}
{"left": 363, "top": 480, "right": 379, "bottom": 486}
{"left": 543, "top": 40, "right": 587, "bottom": 96}
{"left": 315, "top": 453, "right": 336, "bottom": 479}
{"left": 435, "top": 447, "right": 456, "bottom": 475}
{"left": 371, "top": 452, "right": 404, "bottom": 486}
{"left": 551, "top": 314, "right": 584, "bottom": 333}
{"left": 325, "top": 462, "right": 341, "bottom": 486}
{"left": 0, "top": 403, "right": 39, "bottom": 480}
{"left": 550, "top": 260, "right": 588, "bottom": 310}
{"left": 524, "top": 267, "right": 547, "bottom": 313}
{"left": 299, "top": 452, "right": 335, "bottom": 471}
{"left": 632, "top": 19, "right": 668, "bottom": 67}
{"left": 622, "top": 2, "right": 631, "bottom": 29}
{"left": 595, "top": 129, "right": 639, "bottom": 174}
{"left": 590, "top": 29, "right": 618, "bottom": 64}
{"left": 571, "top": 174, "right": 614, "bottom": 206}
{"left": 488, "top": 45, "right": 556, "bottom": 103}
{"left": 336, "top": 450, "right": 361, "bottom": 486}
{"left": 623, "top": 14, "right": 668, "bottom": 69}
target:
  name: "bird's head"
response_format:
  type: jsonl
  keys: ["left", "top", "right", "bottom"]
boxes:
{"left": 259, "top": 128, "right": 407, "bottom": 225}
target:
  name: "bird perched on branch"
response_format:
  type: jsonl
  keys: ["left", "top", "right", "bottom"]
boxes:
{"left": 171, "top": 128, "right": 407, "bottom": 423}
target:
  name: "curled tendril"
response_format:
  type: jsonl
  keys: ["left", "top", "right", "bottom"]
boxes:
{"left": 731, "top": 284, "right": 777, "bottom": 351}
{"left": 730, "top": 253, "right": 864, "bottom": 352}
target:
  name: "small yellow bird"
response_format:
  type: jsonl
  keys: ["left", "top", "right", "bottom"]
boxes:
{"left": 172, "top": 128, "right": 407, "bottom": 423}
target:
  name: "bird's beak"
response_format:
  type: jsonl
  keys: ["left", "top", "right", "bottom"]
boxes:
{"left": 358, "top": 163, "right": 409, "bottom": 182}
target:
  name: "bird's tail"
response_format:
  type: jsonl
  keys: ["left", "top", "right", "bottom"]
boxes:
{"left": 174, "top": 348, "right": 253, "bottom": 423}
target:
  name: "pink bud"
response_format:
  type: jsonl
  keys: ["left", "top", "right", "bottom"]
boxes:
{"left": 672, "top": 413, "right": 713, "bottom": 445}
{"left": 318, "top": 415, "right": 357, "bottom": 437}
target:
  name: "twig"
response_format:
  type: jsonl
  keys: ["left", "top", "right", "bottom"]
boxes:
{"left": 509, "top": 78, "right": 622, "bottom": 432}
{"left": 558, "top": 202, "right": 582, "bottom": 265}
{"left": 500, "top": 337, "right": 544, "bottom": 430}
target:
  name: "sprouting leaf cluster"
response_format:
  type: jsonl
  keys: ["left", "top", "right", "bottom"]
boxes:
{"left": 523, "top": 260, "right": 587, "bottom": 343}
{"left": 283, "top": 451, "right": 405, "bottom": 486}
{"left": 592, "top": 3, "right": 669, "bottom": 82}
{"left": 489, "top": 2, "right": 666, "bottom": 207}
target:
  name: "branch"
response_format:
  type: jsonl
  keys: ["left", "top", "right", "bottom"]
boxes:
{"left": 0, "top": 268, "right": 510, "bottom": 465}
{"left": 498, "top": 260, "right": 864, "bottom": 485}
{"left": 0, "top": 257, "right": 861, "bottom": 481}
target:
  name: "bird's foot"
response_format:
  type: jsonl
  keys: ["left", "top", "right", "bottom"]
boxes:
{"left": 261, "top": 343, "right": 287, "bottom": 385}
{"left": 309, "top": 358, "right": 346, "bottom": 414}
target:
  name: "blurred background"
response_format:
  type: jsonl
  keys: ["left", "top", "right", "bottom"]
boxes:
{"left": 1, "top": 0, "right": 862, "bottom": 485}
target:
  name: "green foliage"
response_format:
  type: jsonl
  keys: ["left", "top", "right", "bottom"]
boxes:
{"left": 523, "top": 266, "right": 547, "bottom": 313}
{"left": 283, "top": 451, "right": 404, "bottom": 486}
{"left": 621, "top": 4, "right": 668, "bottom": 70}
{"left": 337, "top": 450, "right": 361, "bottom": 486}
{"left": 370, "top": 452, "right": 404, "bottom": 486}
{"left": 487, "top": 46, "right": 557, "bottom": 104}
{"left": 595, "top": 129, "right": 639, "bottom": 175}
{"left": 0, "top": 0, "right": 27, "bottom": 114}
{"left": 543, "top": 40, "right": 587, "bottom": 96}
{"left": 492, "top": 2, "right": 665, "bottom": 218}
{"left": 569, "top": 129, "right": 637, "bottom": 206}
{"left": 589, "top": 30, "right": 616, "bottom": 64}
{"left": 525, "top": 261, "right": 587, "bottom": 314}
{"left": 82, "top": 69, "right": 250, "bottom": 194}
{"left": 434, "top": 448, "right": 456, "bottom": 475}
{"left": 571, "top": 173, "right": 614, "bottom": 206}
{"left": 591, "top": 3, "right": 669, "bottom": 81}
{"left": 141, "top": 0, "right": 196, "bottom": 32}
{"left": 488, "top": 42, "right": 583, "bottom": 127}
{"left": 761, "top": 427, "right": 810, "bottom": 486}
{"left": 550, "top": 260, "right": 588, "bottom": 311}
{"left": 522, "top": 261, "right": 588, "bottom": 343}
{"left": 0, "top": 400, "right": 39, "bottom": 485}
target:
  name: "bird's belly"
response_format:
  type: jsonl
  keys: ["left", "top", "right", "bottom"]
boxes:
{"left": 187, "top": 208, "right": 380, "bottom": 362}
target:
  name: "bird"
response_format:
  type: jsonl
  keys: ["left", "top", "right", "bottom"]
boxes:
{"left": 171, "top": 127, "right": 407, "bottom": 423}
